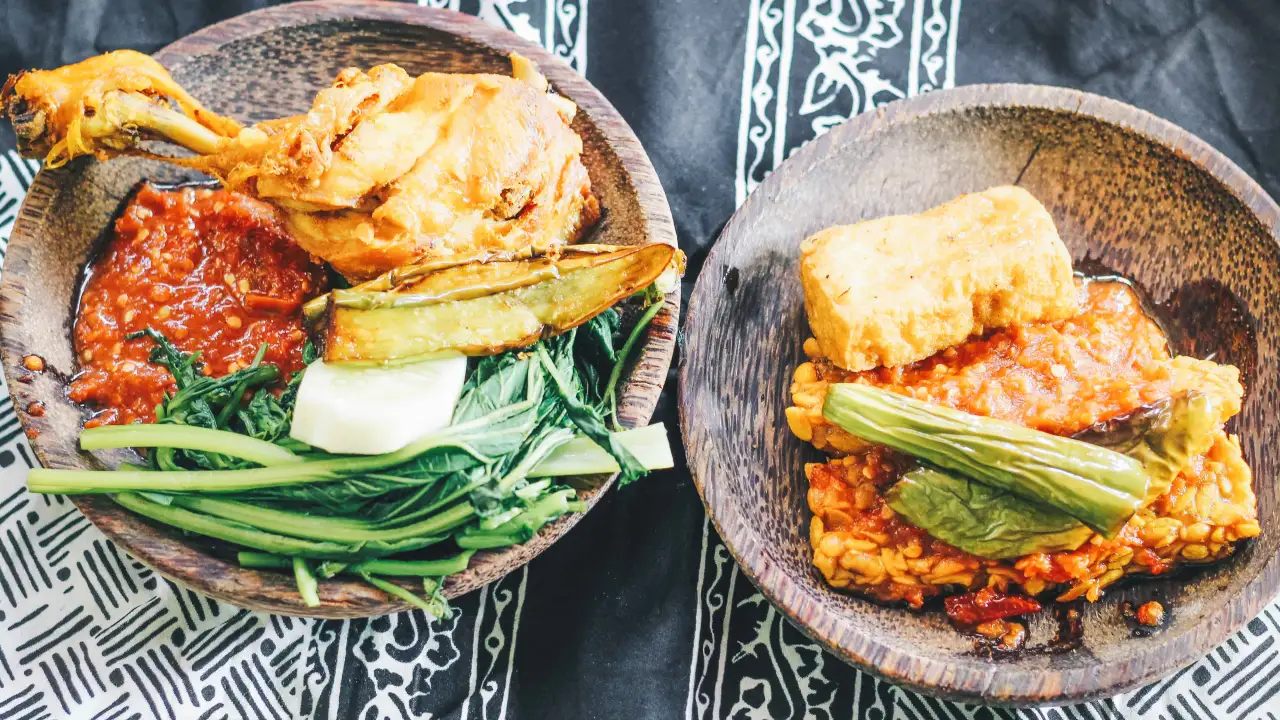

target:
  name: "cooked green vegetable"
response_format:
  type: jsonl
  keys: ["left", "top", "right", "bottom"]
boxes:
{"left": 526, "top": 424, "right": 671, "bottom": 477}
{"left": 1074, "top": 391, "right": 1219, "bottom": 503}
{"left": 455, "top": 487, "right": 585, "bottom": 549}
{"left": 72, "top": 421, "right": 672, "bottom": 485}
{"left": 881, "top": 391, "right": 1220, "bottom": 559}
{"left": 822, "top": 383, "right": 1147, "bottom": 537}
{"left": 81, "top": 424, "right": 302, "bottom": 467}
{"left": 31, "top": 310, "right": 670, "bottom": 615}
{"left": 886, "top": 467, "right": 1094, "bottom": 558}
{"left": 293, "top": 557, "right": 320, "bottom": 607}
{"left": 112, "top": 491, "right": 449, "bottom": 560}
{"left": 119, "top": 329, "right": 301, "bottom": 471}
{"left": 322, "top": 244, "right": 677, "bottom": 364}
{"left": 361, "top": 573, "right": 450, "bottom": 618}
{"left": 237, "top": 550, "right": 477, "bottom": 577}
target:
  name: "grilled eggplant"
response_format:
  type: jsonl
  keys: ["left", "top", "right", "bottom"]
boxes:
{"left": 321, "top": 244, "right": 680, "bottom": 364}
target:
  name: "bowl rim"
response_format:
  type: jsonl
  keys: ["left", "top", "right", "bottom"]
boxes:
{"left": 0, "top": 0, "right": 679, "bottom": 618}
{"left": 678, "top": 82, "right": 1280, "bottom": 705}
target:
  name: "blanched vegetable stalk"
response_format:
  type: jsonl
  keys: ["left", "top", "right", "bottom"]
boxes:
{"left": 823, "top": 383, "right": 1147, "bottom": 537}
{"left": 28, "top": 422, "right": 673, "bottom": 495}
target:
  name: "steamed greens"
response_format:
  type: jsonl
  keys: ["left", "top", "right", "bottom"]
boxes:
{"left": 29, "top": 309, "right": 673, "bottom": 612}
{"left": 122, "top": 328, "right": 303, "bottom": 470}
{"left": 885, "top": 468, "right": 1095, "bottom": 559}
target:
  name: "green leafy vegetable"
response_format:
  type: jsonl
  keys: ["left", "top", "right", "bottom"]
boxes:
{"left": 237, "top": 550, "right": 476, "bottom": 577}
{"left": 603, "top": 297, "right": 663, "bottom": 430}
{"left": 526, "top": 424, "right": 672, "bottom": 478}
{"left": 823, "top": 383, "right": 1147, "bottom": 537}
{"left": 886, "top": 468, "right": 1094, "bottom": 559}
{"left": 127, "top": 328, "right": 293, "bottom": 471}
{"left": 293, "top": 557, "right": 320, "bottom": 607}
{"left": 80, "top": 424, "right": 301, "bottom": 467}
{"left": 112, "top": 492, "right": 447, "bottom": 560}
{"left": 882, "top": 391, "right": 1219, "bottom": 558}
{"left": 360, "top": 573, "right": 450, "bottom": 617}
{"left": 36, "top": 310, "right": 669, "bottom": 616}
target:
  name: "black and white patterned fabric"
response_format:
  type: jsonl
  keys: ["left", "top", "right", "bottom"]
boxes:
{"left": 1, "top": 1, "right": 1279, "bottom": 718}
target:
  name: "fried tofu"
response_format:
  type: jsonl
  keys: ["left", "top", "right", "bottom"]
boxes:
{"left": 799, "top": 186, "right": 1079, "bottom": 371}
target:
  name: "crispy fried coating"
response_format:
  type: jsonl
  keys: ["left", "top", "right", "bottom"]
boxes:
{"left": 3, "top": 51, "right": 599, "bottom": 281}
{"left": 799, "top": 186, "right": 1078, "bottom": 372}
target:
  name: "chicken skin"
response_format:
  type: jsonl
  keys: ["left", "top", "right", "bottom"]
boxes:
{"left": 2, "top": 50, "right": 600, "bottom": 280}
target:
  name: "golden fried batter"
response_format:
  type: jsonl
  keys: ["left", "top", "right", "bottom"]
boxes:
{"left": 800, "top": 186, "right": 1078, "bottom": 372}
{"left": 3, "top": 51, "right": 599, "bottom": 280}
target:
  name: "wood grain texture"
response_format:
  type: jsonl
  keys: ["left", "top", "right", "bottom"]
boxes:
{"left": 0, "top": 0, "right": 679, "bottom": 618}
{"left": 679, "top": 84, "right": 1280, "bottom": 705}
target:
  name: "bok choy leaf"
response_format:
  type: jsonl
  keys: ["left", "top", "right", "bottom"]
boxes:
{"left": 885, "top": 468, "right": 1095, "bottom": 559}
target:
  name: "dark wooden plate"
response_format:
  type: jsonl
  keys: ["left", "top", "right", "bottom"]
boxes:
{"left": 679, "top": 84, "right": 1280, "bottom": 705}
{"left": 0, "top": 1, "right": 678, "bottom": 618}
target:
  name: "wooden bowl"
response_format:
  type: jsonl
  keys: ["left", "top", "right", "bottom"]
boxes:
{"left": 679, "top": 84, "right": 1280, "bottom": 705}
{"left": 0, "top": 1, "right": 678, "bottom": 618}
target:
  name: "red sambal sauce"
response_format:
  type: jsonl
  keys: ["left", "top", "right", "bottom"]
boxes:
{"left": 943, "top": 587, "right": 1042, "bottom": 627}
{"left": 69, "top": 184, "right": 328, "bottom": 426}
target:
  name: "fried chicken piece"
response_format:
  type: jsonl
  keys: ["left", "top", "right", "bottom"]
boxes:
{"left": 3, "top": 51, "right": 599, "bottom": 280}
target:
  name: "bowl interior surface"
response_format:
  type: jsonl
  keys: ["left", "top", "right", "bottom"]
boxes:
{"left": 0, "top": 3, "right": 677, "bottom": 618}
{"left": 679, "top": 85, "right": 1280, "bottom": 704}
